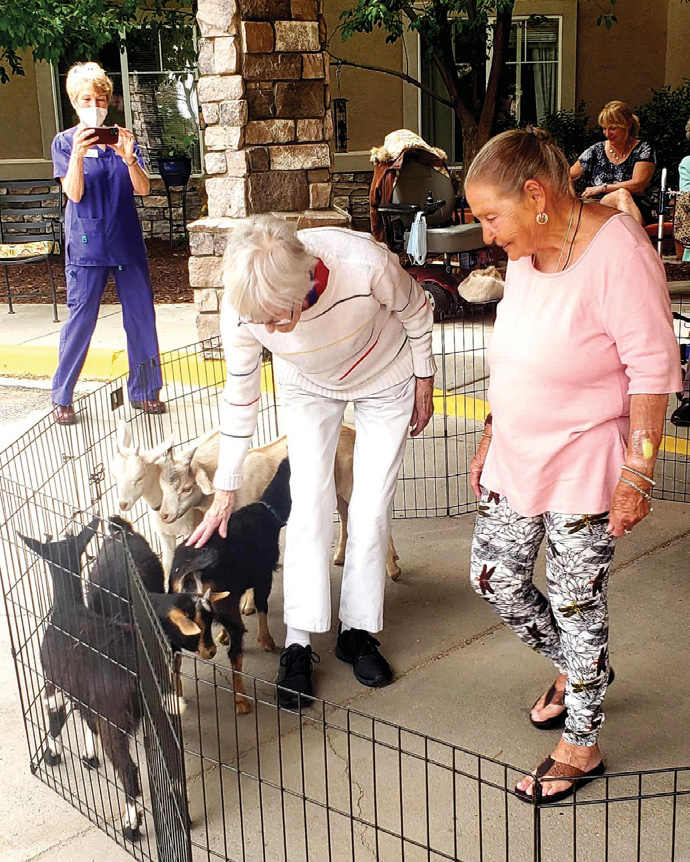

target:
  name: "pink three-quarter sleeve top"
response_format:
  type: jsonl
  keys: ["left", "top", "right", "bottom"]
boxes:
{"left": 481, "top": 213, "right": 682, "bottom": 517}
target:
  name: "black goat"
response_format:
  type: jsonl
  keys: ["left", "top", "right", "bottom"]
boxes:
{"left": 89, "top": 515, "right": 219, "bottom": 662}
{"left": 169, "top": 457, "right": 291, "bottom": 714}
{"left": 19, "top": 519, "right": 144, "bottom": 840}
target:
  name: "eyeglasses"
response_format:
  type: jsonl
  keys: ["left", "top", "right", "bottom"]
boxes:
{"left": 238, "top": 306, "right": 294, "bottom": 327}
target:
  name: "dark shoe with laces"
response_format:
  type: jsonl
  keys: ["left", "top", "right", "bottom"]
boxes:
{"left": 671, "top": 398, "right": 690, "bottom": 427}
{"left": 276, "top": 644, "right": 319, "bottom": 708}
{"left": 335, "top": 625, "right": 393, "bottom": 687}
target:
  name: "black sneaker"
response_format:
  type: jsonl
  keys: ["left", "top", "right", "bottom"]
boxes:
{"left": 276, "top": 644, "right": 319, "bottom": 708}
{"left": 671, "top": 398, "right": 690, "bottom": 427}
{"left": 335, "top": 626, "right": 393, "bottom": 687}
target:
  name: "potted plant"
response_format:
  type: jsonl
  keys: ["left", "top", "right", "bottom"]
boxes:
{"left": 157, "top": 133, "right": 197, "bottom": 187}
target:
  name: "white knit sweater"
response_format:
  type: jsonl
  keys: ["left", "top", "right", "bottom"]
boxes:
{"left": 215, "top": 227, "right": 437, "bottom": 491}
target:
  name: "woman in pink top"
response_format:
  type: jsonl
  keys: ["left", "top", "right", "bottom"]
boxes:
{"left": 464, "top": 129, "right": 681, "bottom": 804}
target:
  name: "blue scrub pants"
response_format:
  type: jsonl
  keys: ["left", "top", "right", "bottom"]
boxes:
{"left": 51, "top": 262, "right": 163, "bottom": 406}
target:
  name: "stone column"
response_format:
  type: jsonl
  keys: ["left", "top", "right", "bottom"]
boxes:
{"left": 189, "top": 0, "right": 348, "bottom": 341}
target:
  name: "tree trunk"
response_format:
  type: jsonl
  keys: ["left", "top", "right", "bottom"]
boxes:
{"left": 456, "top": 114, "right": 486, "bottom": 174}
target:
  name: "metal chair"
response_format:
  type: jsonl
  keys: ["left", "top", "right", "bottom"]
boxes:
{"left": 0, "top": 180, "right": 62, "bottom": 322}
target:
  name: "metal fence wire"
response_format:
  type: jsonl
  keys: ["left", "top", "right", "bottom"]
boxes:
{"left": 1, "top": 306, "right": 689, "bottom": 862}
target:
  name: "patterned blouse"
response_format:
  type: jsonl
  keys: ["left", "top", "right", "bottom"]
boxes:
{"left": 578, "top": 140, "right": 656, "bottom": 188}
{"left": 577, "top": 140, "right": 656, "bottom": 220}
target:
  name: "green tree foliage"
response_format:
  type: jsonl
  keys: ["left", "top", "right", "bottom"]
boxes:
{"left": 338, "top": 0, "right": 689, "bottom": 167}
{"left": 338, "top": 0, "right": 517, "bottom": 167}
{"left": 0, "top": 0, "right": 195, "bottom": 84}
{"left": 540, "top": 101, "right": 600, "bottom": 164}
{"left": 636, "top": 81, "right": 690, "bottom": 185}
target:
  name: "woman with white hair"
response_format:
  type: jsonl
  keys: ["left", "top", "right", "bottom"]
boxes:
{"left": 50, "top": 61, "right": 164, "bottom": 425}
{"left": 187, "top": 216, "right": 436, "bottom": 706}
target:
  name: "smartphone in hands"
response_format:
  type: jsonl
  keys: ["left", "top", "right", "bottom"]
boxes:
{"left": 90, "top": 126, "right": 119, "bottom": 145}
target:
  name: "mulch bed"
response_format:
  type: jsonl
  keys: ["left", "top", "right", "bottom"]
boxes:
{"left": 3, "top": 237, "right": 690, "bottom": 308}
{"left": 2, "top": 238, "right": 193, "bottom": 305}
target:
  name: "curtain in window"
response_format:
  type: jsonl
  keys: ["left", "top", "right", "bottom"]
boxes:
{"left": 531, "top": 44, "right": 557, "bottom": 123}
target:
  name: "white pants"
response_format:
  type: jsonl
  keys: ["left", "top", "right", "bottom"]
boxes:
{"left": 280, "top": 376, "right": 416, "bottom": 633}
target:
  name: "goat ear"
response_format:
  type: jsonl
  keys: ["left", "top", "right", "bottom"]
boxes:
{"left": 181, "top": 446, "right": 198, "bottom": 468}
{"left": 116, "top": 420, "right": 133, "bottom": 453}
{"left": 210, "top": 590, "right": 230, "bottom": 603}
{"left": 169, "top": 606, "right": 202, "bottom": 637}
{"left": 143, "top": 436, "right": 175, "bottom": 465}
{"left": 196, "top": 545, "right": 219, "bottom": 569}
{"left": 194, "top": 466, "right": 215, "bottom": 496}
{"left": 18, "top": 533, "right": 47, "bottom": 557}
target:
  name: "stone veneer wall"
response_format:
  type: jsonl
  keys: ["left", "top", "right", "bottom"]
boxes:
{"left": 136, "top": 178, "right": 203, "bottom": 240}
{"left": 189, "top": 0, "right": 348, "bottom": 341}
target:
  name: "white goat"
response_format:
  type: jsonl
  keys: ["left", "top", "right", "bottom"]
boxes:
{"left": 113, "top": 421, "right": 202, "bottom": 583}
{"left": 156, "top": 426, "right": 402, "bottom": 604}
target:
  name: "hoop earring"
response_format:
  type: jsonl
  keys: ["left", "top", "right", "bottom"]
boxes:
{"left": 536, "top": 212, "right": 549, "bottom": 225}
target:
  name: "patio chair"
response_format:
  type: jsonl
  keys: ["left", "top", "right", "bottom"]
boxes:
{"left": 0, "top": 179, "right": 62, "bottom": 322}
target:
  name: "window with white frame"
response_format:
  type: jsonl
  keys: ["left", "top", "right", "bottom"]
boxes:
{"left": 55, "top": 27, "right": 201, "bottom": 175}
{"left": 422, "top": 15, "right": 561, "bottom": 163}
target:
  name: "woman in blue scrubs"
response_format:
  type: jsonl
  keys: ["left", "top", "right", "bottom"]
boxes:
{"left": 51, "top": 62, "right": 164, "bottom": 425}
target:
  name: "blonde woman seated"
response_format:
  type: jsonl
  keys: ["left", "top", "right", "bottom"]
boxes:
{"left": 187, "top": 216, "right": 436, "bottom": 706}
{"left": 570, "top": 100, "right": 655, "bottom": 225}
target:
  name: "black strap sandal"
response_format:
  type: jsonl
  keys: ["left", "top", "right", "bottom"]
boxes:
{"left": 530, "top": 668, "right": 615, "bottom": 730}
{"left": 515, "top": 755, "right": 606, "bottom": 805}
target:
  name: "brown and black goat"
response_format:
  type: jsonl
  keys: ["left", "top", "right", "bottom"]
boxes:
{"left": 169, "top": 457, "right": 291, "bottom": 714}
{"left": 20, "top": 519, "right": 145, "bottom": 840}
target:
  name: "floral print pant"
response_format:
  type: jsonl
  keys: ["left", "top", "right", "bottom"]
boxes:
{"left": 470, "top": 487, "right": 616, "bottom": 747}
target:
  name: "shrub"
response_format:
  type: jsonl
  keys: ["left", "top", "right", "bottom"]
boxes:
{"left": 636, "top": 80, "right": 690, "bottom": 186}
{"left": 540, "top": 101, "right": 600, "bottom": 164}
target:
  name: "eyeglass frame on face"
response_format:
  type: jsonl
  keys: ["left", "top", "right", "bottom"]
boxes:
{"left": 238, "top": 305, "right": 295, "bottom": 327}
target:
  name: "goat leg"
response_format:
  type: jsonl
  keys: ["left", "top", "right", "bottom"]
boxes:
{"left": 99, "top": 719, "right": 142, "bottom": 841}
{"left": 81, "top": 711, "right": 100, "bottom": 770}
{"left": 230, "top": 653, "right": 251, "bottom": 715}
{"left": 253, "top": 588, "right": 275, "bottom": 652}
{"left": 333, "top": 496, "right": 348, "bottom": 566}
{"left": 43, "top": 686, "right": 67, "bottom": 766}
{"left": 386, "top": 534, "right": 401, "bottom": 581}
{"left": 239, "top": 588, "right": 256, "bottom": 616}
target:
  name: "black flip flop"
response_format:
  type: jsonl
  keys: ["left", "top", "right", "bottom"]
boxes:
{"left": 515, "top": 756, "right": 606, "bottom": 805}
{"left": 530, "top": 668, "right": 615, "bottom": 730}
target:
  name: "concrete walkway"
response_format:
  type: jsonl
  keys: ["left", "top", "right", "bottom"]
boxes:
{"left": 0, "top": 299, "right": 689, "bottom": 861}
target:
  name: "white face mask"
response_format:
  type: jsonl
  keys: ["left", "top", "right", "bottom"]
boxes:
{"left": 76, "top": 105, "right": 108, "bottom": 128}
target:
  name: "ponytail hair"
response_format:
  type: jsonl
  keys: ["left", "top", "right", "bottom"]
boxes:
{"left": 465, "top": 127, "right": 573, "bottom": 200}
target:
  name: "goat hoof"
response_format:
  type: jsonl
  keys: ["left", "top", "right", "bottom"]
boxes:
{"left": 386, "top": 565, "right": 401, "bottom": 581}
{"left": 123, "top": 825, "right": 141, "bottom": 842}
{"left": 217, "top": 629, "right": 230, "bottom": 645}
{"left": 43, "top": 749, "right": 61, "bottom": 767}
{"left": 333, "top": 552, "right": 345, "bottom": 567}
{"left": 81, "top": 755, "right": 100, "bottom": 771}
{"left": 259, "top": 636, "right": 276, "bottom": 652}
{"left": 240, "top": 599, "right": 256, "bottom": 616}
{"left": 235, "top": 695, "right": 252, "bottom": 715}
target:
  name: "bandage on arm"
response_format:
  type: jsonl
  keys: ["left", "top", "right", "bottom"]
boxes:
{"left": 625, "top": 394, "right": 668, "bottom": 477}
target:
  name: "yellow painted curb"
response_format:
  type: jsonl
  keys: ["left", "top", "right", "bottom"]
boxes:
{"left": 1, "top": 345, "right": 687, "bottom": 457}
{"left": 0, "top": 345, "right": 130, "bottom": 380}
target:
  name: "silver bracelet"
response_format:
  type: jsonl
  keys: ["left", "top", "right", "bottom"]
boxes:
{"left": 621, "top": 464, "right": 656, "bottom": 486}
{"left": 618, "top": 475, "right": 653, "bottom": 502}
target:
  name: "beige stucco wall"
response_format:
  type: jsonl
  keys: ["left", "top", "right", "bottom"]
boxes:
{"left": 0, "top": 51, "right": 56, "bottom": 179}
{"left": 325, "top": 0, "right": 406, "bottom": 160}
{"left": 575, "top": 0, "right": 669, "bottom": 114}
{"left": 665, "top": 0, "right": 690, "bottom": 89}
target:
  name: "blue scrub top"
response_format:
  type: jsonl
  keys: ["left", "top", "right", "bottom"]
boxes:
{"left": 52, "top": 127, "right": 149, "bottom": 267}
